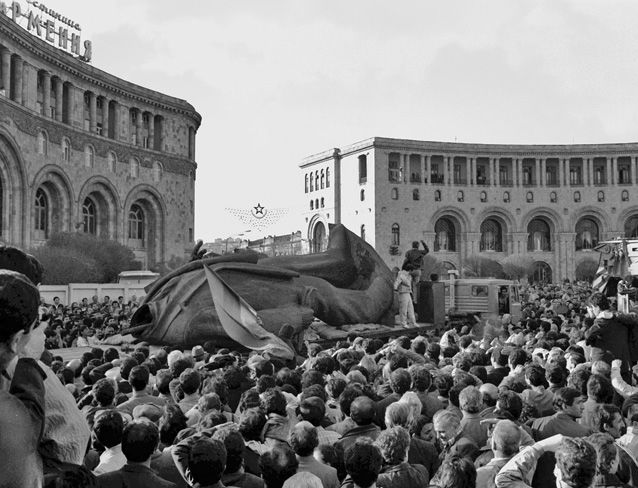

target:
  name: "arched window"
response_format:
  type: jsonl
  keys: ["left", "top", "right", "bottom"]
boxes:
{"left": 457, "top": 191, "right": 464, "bottom": 202}
{"left": 413, "top": 189, "right": 420, "bottom": 201}
{"left": 320, "top": 197, "right": 324, "bottom": 208}
{"left": 315, "top": 198, "right": 319, "bottom": 209}
{"left": 360, "top": 189, "right": 365, "bottom": 201}
{"left": 434, "top": 217, "right": 456, "bottom": 252}
{"left": 326, "top": 168, "right": 330, "bottom": 187}
{"left": 85, "top": 145, "right": 95, "bottom": 168}
{"left": 526, "top": 192, "right": 534, "bottom": 203}
{"left": 107, "top": 152, "right": 116, "bottom": 172}
{"left": 480, "top": 191, "right": 487, "bottom": 203}
{"left": 574, "top": 191, "right": 581, "bottom": 203}
{"left": 37, "top": 131, "right": 47, "bottom": 155}
{"left": 130, "top": 157, "right": 139, "bottom": 178}
{"left": 62, "top": 138, "right": 71, "bottom": 162}
{"left": 532, "top": 262, "right": 552, "bottom": 284}
{"left": 360, "top": 224, "right": 366, "bottom": 241}
{"left": 315, "top": 171, "right": 319, "bottom": 191}
{"left": 34, "top": 188, "right": 47, "bottom": 235}
{"left": 622, "top": 190, "right": 630, "bottom": 202}
{"left": 391, "top": 188, "right": 399, "bottom": 200}
{"left": 480, "top": 218, "right": 503, "bottom": 252}
{"left": 391, "top": 223, "right": 400, "bottom": 246}
{"left": 310, "top": 200, "right": 314, "bottom": 210}
{"left": 359, "top": 155, "right": 367, "bottom": 182}
{"left": 128, "top": 204, "right": 144, "bottom": 241}
{"left": 598, "top": 191, "right": 605, "bottom": 202}
{"left": 503, "top": 192, "right": 510, "bottom": 203}
{"left": 550, "top": 191, "right": 557, "bottom": 203}
{"left": 575, "top": 218, "right": 599, "bottom": 250}
{"left": 310, "top": 173, "right": 314, "bottom": 191}
{"left": 320, "top": 170, "right": 325, "bottom": 189}
{"left": 625, "top": 215, "right": 638, "bottom": 238}
{"left": 434, "top": 190, "right": 441, "bottom": 202}
{"left": 528, "top": 218, "right": 551, "bottom": 251}
{"left": 152, "top": 161, "right": 163, "bottom": 182}
{"left": 313, "top": 222, "right": 326, "bottom": 253}
{"left": 82, "top": 198, "right": 96, "bottom": 235}
{"left": 305, "top": 174, "right": 308, "bottom": 193}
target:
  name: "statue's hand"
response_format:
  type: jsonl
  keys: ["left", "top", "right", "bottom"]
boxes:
{"left": 190, "top": 239, "right": 207, "bottom": 261}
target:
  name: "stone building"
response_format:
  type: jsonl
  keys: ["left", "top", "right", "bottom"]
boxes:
{"left": 0, "top": 11, "right": 200, "bottom": 268}
{"left": 205, "top": 231, "right": 308, "bottom": 257}
{"left": 300, "top": 137, "right": 638, "bottom": 283}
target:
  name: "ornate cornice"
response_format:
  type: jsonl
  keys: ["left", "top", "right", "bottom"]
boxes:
{"left": 0, "top": 16, "right": 201, "bottom": 128}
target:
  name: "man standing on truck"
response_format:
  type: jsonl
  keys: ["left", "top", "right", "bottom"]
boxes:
{"left": 403, "top": 240, "right": 429, "bottom": 302}
{"left": 394, "top": 263, "right": 417, "bottom": 328}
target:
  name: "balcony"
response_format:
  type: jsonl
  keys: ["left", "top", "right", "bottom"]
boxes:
{"left": 499, "top": 179, "right": 513, "bottom": 187}
{"left": 410, "top": 175, "right": 422, "bottom": 183}
{"left": 476, "top": 177, "right": 490, "bottom": 186}
{"left": 431, "top": 174, "right": 445, "bottom": 184}
{"left": 453, "top": 178, "right": 467, "bottom": 185}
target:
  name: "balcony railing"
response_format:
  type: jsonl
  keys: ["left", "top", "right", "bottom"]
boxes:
{"left": 410, "top": 175, "right": 422, "bottom": 183}
{"left": 453, "top": 178, "right": 467, "bottom": 185}
{"left": 499, "top": 179, "right": 513, "bottom": 186}
{"left": 431, "top": 175, "right": 445, "bottom": 184}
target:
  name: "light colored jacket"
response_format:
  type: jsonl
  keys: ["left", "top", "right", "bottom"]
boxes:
{"left": 394, "top": 270, "right": 412, "bottom": 294}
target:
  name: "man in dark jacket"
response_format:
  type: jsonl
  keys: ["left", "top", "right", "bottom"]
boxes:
{"left": 585, "top": 292, "right": 638, "bottom": 382}
{"left": 375, "top": 426, "right": 430, "bottom": 487}
{"left": 0, "top": 269, "right": 47, "bottom": 488}
{"left": 403, "top": 240, "right": 429, "bottom": 300}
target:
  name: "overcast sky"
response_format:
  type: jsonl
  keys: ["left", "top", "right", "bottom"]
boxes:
{"left": 41, "top": 0, "right": 638, "bottom": 241}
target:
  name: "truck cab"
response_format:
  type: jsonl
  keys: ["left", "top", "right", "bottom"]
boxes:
{"left": 444, "top": 277, "right": 521, "bottom": 323}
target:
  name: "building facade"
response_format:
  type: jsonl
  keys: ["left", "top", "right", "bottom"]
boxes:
{"left": 300, "top": 137, "right": 638, "bottom": 283}
{"left": 205, "top": 231, "right": 308, "bottom": 257}
{"left": 0, "top": 12, "right": 200, "bottom": 268}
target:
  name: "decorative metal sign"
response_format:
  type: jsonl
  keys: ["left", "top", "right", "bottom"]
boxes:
{"left": 1, "top": 1, "right": 92, "bottom": 61}
{"left": 226, "top": 204, "right": 288, "bottom": 233}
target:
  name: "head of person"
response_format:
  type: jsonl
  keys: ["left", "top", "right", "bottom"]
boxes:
{"left": 93, "top": 410, "right": 124, "bottom": 449}
{"left": 129, "top": 365, "right": 150, "bottom": 393}
{"left": 188, "top": 438, "right": 227, "bottom": 485}
{"left": 344, "top": 438, "right": 383, "bottom": 488}
{"left": 495, "top": 390, "right": 523, "bottom": 421}
{"left": 298, "top": 396, "right": 326, "bottom": 427}
{"left": 159, "top": 404, "right": 188, "bottom": 447}
{"left": 259, "top": 443, "right": 299, "bottom": 488}
{"left": 0, "top": 270, "right": 41, "bottom": 369}
{"left": 586, "top": 374, "right": 614, "bottom": 404}
{"left": 480, "top": 383, "right": 499, "bottom": 408}
{"left": 595, "top": 404, "right": 626, "bottom": 438}
{"left": 409, "top": 364, "right": 432, "bottom": 393}
{"left": 289, "top": 421, "right": 319, "bottom": 457}
{"left": 261, "top": 388, "right": 287, "bottom": 416}
{"left": 432, "top": 410, "right": 461, "bottom": 446}
{"left": 374, "top": 426, "right": 410, "bottom": 467}
{"left": 430, "top": 455, "right": 476, "bottom": 488}
{"left": 459, "top": 385, "right": 483, "bottom": 414}
{"left": 212, "top": 426, "right": 245, "bottom": 475}
{"left": 587, "top": 433, "right": 620, "bottom": 476}
{"left": 490, "top": 420, "right": 521, "bottom": 457}
{"left": 554, "top": 387, "right": 585, "bottom": 418}
{"left": 412, "top": 241, "right": 419, "bottom": 249}
{"left": 92, "top": 378, "right": 116, "bottom": 407}
{"left": 384, "top": 401, "right": 411, "bottom": 429}
{"left": 588, "top": 292, "right": 610, "bottom": 316}
{"left": 389, "top": 368, "right": 412, "bottom": 395}
{"left": 238, "top": 407, "right": 267, "bottom": 442}
{"left": 350, "top": 396, "right": 376, "bottom": 426}
{"left": 554, "top": 437, "right": 597, "bottom": 488}
{"left": 121, "top": 420, "right": 160, "bottom": 463}
{"left": 179, "top": 368, "right": 201, "bottom": 396}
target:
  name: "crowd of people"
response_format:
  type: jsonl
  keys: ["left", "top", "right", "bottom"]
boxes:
{"left": 4, "top": 243, "right": 638, "bottom": 488}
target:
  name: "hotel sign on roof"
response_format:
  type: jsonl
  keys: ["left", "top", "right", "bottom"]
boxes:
{"left": 0, "top": 0, "right": 92, "bottom": 61}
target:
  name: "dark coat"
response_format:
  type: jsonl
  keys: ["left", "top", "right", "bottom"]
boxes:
{"left": 586, "top": 312, "right": 638, "bottom": 378}
{"left": 97, "top": 463, "right": 176, "bottom": 488}
{"left": 377, "top": 462, "right": 430, "bottom": 488}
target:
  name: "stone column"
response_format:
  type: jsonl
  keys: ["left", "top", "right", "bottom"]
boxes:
{"left": 634, "top": 156, "right": 638, "bottom": 185}
{"left": 558, "top": 158, "right": 565, "bottom": 187}
{"left": 469, "top": 157, "right": 474, "bottom": 186}
{"left": 611, "top": 157, "right": 617, "bottom": 186}
{"left": 512, "top": 232, "right": 529, "bottom": 255}
{"left": 425, "top": 155, "right": 430, "bottom": 185}
{"left": 147, "top": 113, "right": 154, "bottom": 148}
{"left": 89, "top": 92, "right": 97, "bottom": 133}
{"left": 606, "top": 157, "right": 612, "bottom": 186}
{"left": 102, "top": 97, "right": 109, "bottom": 137}
{"left": 565, "top": 159, "right": 572, "bottom": 188}
{"left": 535, "top": 158, "right": 541, "bottom": 187}
{"left": 136, "top": 109, "right": 143, "bottom": 146}
{"left": 12, "top": 56, "right": 22, "bottom": 104}
{"left": 466, "top": 232, "right": 482, "bottom": 256}
{"left": 1, "top": 48, "right": 10, "bottom": 97}
{"left": 587, "top": 158, "right": 593, "bottom": 186}
{"left": 65, "top": 83, "right": 74, "bottom": 125}
{"left": 495, "top": 158, "right": 500, "bottom": 187}
{"left": 42, "top": 71, "right": 51, "bottom": 117}
{"left": 21, "top": 62, "right": 28, "bottom": 107}
{"left": 443, "top": 156, "right": 449, "bottom": 185}
{"left": 112, "top": 101, "right": 120, "bottom": 140}
{"left": 419, "top": 154, "right": 425, "bottom": 184}
{"left": 55, "top": 77, "right": 63, "bottom": 121}
{"left": 540, "top": 159, "right": 546, "bottom": 187}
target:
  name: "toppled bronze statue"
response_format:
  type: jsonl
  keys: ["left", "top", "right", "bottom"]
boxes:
{"left": 129, "top": 224, "right": 395, "bottom": 360}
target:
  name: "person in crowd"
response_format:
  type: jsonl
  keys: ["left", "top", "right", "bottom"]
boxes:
{"left": 587, "top": 433, "right": 631, "bottom": 488}
{"left": 289, "top": 421, "right": 340, "bottom": 488}
{"left": 374, "top": 426, "right": 429, "bottom": 487}
{"left": 97, "top": 419, "right": 175, "bottom": 487}
{"left": 343, "top": 439, "right": 383, "bottom": 488}
{"left": 430, "top": 454, "right": 476, "bottom": 488}
{"left": 375, "top": 368, "right": 412, "bottom": 427}
{"left": 259, "top": 444, "right": 299, "bottom": 488}
{"left": 337, "top": 396, "right": 381, "bottom": 453}
{"left": 178, "top": 368, "right": 201, "bottom": 414}
{"left": 212, "top": 425, "right": 264, "bottom": 488}
{"left": 432, "top": 409, "right": 479, "bottom": 462}
{"left": 116, "top": 365, "right": 167, "bottom": 417}
{"left": 530, "top": 387, "right": 594, "bottom": 439}
{"left": 93, "top": 410, "right": 126, "bottom": 475}
{"left": 394, "top": 263, "right": 417, "bottom": 328}
{"left": 458, "top": 385, "right": 489, "bottom": 448}
{"left": 475, "top": 420, "right": 521, "bottom": 488}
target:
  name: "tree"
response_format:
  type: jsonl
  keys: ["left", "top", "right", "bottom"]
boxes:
{"left": 463, "top": 256, "right": 505, "bottom": 278}
{"left": 501, "top": 255, "right": 535, "bottom": 281}
{"left": 32, "top": 232, "right": 141, "bottom": 284}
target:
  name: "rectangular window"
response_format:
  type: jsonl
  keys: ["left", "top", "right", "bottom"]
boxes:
{"left": 189, "top": 228, "right": 194, "bottom": 242}
{"left": 471, "top": 285, "right": 488, "bottom": 297}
